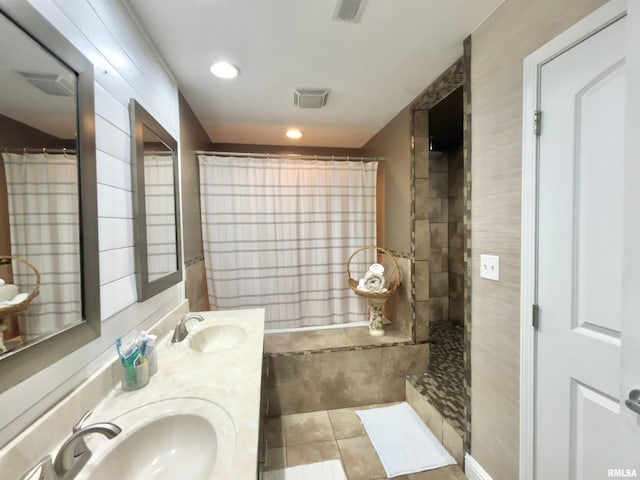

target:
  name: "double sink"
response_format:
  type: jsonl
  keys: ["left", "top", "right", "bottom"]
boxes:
{"left": 20, "top": 309, "right": 264, "bottom": 480}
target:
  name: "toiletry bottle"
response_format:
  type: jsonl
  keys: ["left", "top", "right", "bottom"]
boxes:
{"left": 143, "top": 331, "right": 158, "bottom": 376}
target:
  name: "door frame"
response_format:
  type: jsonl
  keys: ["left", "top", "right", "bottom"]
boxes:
{"left": 519, "top": 1, "right": 627, "bottom": 479}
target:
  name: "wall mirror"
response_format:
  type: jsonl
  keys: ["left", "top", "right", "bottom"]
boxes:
{"left": 130, "top": 99, "right": 182, "bottom": 301}
{"left": 0, "top": 1, "right": 99, "bottom": 392}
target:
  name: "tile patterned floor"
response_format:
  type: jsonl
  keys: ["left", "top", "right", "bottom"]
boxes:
{"left": 264, "top": 404, "right": 466, "bottom": 480}
{"left": 407, "top": 321, "right": 464, "bottom": 434}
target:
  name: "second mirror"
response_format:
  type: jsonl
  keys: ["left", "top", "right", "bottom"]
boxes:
{"left": 130, "top": 99, "right": 181, "bottom": 301}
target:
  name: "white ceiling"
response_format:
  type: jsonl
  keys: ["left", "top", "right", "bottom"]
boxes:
{"left": 124, "top": 0, "right": 504, "bottom": 148}
{"left": 0, "top": 13, "right": 76, "bottom": 140}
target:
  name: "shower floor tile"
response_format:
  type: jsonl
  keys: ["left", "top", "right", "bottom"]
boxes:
{"left": 407, "top": 321, "right": 465, "bottom": 434}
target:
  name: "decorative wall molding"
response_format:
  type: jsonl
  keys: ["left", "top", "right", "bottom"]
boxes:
{"left": 462, "top": 34, "right": 473, "bottom": 455}
{"left": 411, "top": 58, "right": 465, "bottom": 111}
{"left": 184, "top": 254, "right": 205, "bottom": 267}
{"left": 388, "top": 250, "right": 411, "bottom": 259}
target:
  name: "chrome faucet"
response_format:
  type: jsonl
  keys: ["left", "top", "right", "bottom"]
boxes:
{"left": 171, "top": 313, "right": 205, "bottom": 343}
{"left": 20, "top": 411, "right": 121, "bottom": 480}
{"left": 55, "top": 411, "right": 120, "bottom": 479}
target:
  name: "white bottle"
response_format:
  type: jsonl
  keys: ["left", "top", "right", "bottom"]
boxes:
{"left": 141, "top": 331, "right": 158, "bottom": 376}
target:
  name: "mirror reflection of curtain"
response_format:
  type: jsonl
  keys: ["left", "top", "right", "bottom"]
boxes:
{"left": 0, "top": 155, "right": 19, "bottom": 339}
{"left": 199, "top": 156, "right": 378, "bottom": 330}
{"left": 143, "top": 154, "right": 177, "bottom": 282}
{"left": 2, "top": 152, "right": 81, "bottom": 341}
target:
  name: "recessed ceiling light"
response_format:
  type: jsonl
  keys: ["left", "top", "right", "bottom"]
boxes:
{"left": 210, "top": 61, "right": 239, "bottom": 79}
{"left": 286, "top": 128, "right": 303, "bottom": 139}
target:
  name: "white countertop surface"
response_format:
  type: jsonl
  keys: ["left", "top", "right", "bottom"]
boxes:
{"left": 63, "top": 308, "right": 265, "bottom": 480}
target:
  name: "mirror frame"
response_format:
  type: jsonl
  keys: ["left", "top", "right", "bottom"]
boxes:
{"left": 129, "top": 99, "right": 182, "bottom": 301}
{"left": 0, "top": 1, "right": 100, "bottom": 393}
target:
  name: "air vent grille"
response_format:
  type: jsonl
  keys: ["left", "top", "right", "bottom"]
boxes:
{"left": 293, "top": 89, "right": 330, "bottom": 109}
{"left": 16, "top": 71, "right": 75, "bottom": 97}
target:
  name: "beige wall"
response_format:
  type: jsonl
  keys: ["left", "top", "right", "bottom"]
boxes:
{"left": 179, "top": 93, "right": 210, "bottom": 261}
{"left": 179, "top": 93, "right": 211, "bottom": 311}
{"left": 470, "top": 0, "right": 607, "bottom": 478}
{"left": 210, "top": 143, "right": 362, "bottom": 157}
{"left": 362, "top": 106, "right": 411, "bottom": 254}
{"left": 0, "top": 113, "right": 75, "bottom": 148}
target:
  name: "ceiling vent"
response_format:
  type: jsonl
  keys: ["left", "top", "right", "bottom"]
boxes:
{"left": 333, "top": 0, "right": 366, "bottom": 22}
{"left": 293, "top": 89, "right": 330, "bottom": 109}
{"left": 16, "top": 71, "right": 75, "bottom": 97}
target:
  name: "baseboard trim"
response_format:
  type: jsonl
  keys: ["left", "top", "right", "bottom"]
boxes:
{"left": 465, "top": 454, "right": 494, "bottom": 480}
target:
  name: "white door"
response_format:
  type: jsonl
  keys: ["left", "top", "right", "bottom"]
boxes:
{"left": 536, "top": 13, "right": 640, "bottom": 480}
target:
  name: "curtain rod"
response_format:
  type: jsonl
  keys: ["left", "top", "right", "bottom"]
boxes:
{"left": 196, "top": 150, "right": 384, "bottom": 162}
{"left": 3, "top": 147, "right": 76, "bottom": 155}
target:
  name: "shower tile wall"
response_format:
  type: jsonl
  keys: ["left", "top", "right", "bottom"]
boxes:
{"left": 383, "top": 253, "right": 412, "bottom": 338}
{"left": 413, "top": 109, "right": 430, "bottom": 342}
{"left": 448, "top": 147, "right": 464, "bottom": 324}
{"left": 429, "top": 152, "right": 449, "bottom": 322}
{"left": 427, "top": 148, "right": 464, "bottom": 325}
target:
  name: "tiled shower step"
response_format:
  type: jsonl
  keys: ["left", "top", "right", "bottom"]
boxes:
{"left": 405, "top": 379, "right": 464, "bottom": 466}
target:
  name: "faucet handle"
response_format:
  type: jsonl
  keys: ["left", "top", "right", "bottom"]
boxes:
{"left": 73, "top": 410, "right": 93, "bottom": 432}
{"left": 19, "top": 455, "right": 57, "bottom": 480}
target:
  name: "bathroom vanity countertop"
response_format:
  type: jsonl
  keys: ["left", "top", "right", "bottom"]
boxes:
{"left": 75, "top": 308, "right": 265, "bottom": 480}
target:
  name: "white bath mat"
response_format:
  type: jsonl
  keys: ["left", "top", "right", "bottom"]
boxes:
{"left": 263, "top": 459, "right": 348, "bottom": 480}
{"left": 356, "top": 402, "right": 457, "bottom": 478}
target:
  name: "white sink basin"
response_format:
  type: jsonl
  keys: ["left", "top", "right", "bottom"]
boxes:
{"left": 78, "top": 398, "right": 236, "bottom": 480}
{"left": 189, "top": 324, "right": 247, "bottom": 352}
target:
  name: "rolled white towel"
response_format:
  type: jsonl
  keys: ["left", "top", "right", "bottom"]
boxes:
{"left": 9, "top": 292, "right": 28, "bottom": 305}
{"left": 0, "top": 284, "right": 18, "bottom": 303}
{"left": 358, "top": 270, "right": 388, "bottom": 293}
{"left": 364, "top": 272, "right": 384, "bottom": 291}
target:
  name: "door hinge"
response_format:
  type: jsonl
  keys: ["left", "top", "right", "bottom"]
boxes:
{"left": 532, "top": 303, "right": 540, "bottom": 329}
{"left": 534, "top": 110, "right": 542, "bottom": 136}
{"left": 411, "top": 135, "right": 415, "bottom": 151}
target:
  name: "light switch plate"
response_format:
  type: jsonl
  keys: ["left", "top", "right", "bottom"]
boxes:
{"left": 480, "top": 254, "right": 500, "bottom": 281}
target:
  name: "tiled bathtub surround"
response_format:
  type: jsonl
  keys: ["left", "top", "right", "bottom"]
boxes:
{"left": 265, "top": 326, "right": 412, "bottom": 354}
{"left": 264, "top": 327, "right": 429, "bottom": 415}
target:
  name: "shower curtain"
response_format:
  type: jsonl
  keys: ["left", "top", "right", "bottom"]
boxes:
{"left": 143, "top": 154, "right": 177, "bottom": 282}
{"left": 199, "top": 155, "right": 377, "bottom": 330}
{"left": 2, "top": 152, "right": 82, "bottom": 341}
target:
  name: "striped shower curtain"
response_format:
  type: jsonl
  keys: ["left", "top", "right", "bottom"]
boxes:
{"left": 143, "top": 155, "right": 178, "bottom": 282}
{"left": 2, "top": 152, "right": 82, "bottom": 341}
{"left": 198, "top": 155, "right": 377, "bottom": 330}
